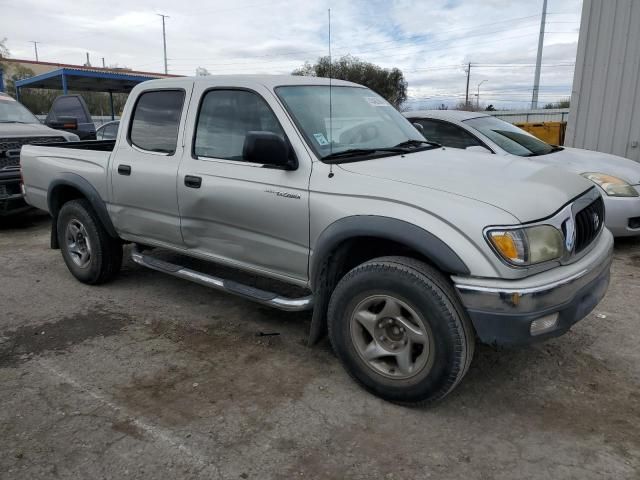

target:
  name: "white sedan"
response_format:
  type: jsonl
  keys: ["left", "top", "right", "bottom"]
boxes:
{"left": 404, "top": 110, "right": 640, "bottom": 237}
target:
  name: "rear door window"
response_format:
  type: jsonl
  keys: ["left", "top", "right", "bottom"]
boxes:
{"left": 49, "top": 96, "right": 89, "bottom": 123}
{"left": 129, "top": 90, "right": 185, "bottom": 154}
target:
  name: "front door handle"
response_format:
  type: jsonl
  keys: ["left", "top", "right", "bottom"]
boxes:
{"left": 117, "top": 164, "right": 131, "bottom": 176}
{"left": 184, "top": 175, "right": 202, "bottom": 188}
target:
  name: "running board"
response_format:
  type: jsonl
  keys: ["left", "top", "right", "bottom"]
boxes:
{"left": 130, "top": 245, "right": 314, "bottom": 312}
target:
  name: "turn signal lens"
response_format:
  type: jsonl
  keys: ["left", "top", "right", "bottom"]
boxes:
{"left": 491, "top": 233, "right": 519, "bottom": 260}
{"left": 487, "top": 230, "right": 527, "bottom": 264}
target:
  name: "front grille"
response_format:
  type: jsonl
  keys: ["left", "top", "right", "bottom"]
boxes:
{"left": 0, "top": 136, "right": 66, "bottom": 170}
{"left": 574, "top": 196, "right": 605, "bottom": 253}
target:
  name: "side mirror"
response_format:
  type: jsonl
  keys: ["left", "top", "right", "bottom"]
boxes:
{"left": 412, "top": 122, "right": 424, "bottom": 133}
{"left": 243, "top": 131, "right": 295, "bottom": 169}
{"left": 47, "top": 116, "right": 78, "bottom": 131}
{"left": 465, "top": 145, "right": 492, "bottom": 154}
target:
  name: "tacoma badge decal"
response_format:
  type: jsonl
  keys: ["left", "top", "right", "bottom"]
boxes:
{"left": 265, "top": 189, "right": 301, "bottom": 200}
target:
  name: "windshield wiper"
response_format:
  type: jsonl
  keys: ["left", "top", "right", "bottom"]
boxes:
{"left": 322, "top": 147, "right": 410, "bottom": 162}
{"left": 525, "top": 145, "right": 564, "bottom": 157}
{"left": 394, "top": 139, "right": 441, "bottom": 149}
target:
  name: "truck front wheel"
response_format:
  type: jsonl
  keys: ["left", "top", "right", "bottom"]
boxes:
{"left": 327, "top": 256, "right": 475, "bottom": 405}
{"left": 57, "top": 199, "right": 122, "bottom": 285}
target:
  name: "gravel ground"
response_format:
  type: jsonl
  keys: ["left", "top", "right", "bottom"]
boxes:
{"left": 1, "top": 210, "right": 639, "bottom": 480}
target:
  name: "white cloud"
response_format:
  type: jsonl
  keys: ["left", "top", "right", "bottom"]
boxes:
{"left": 0, "top": 0, "right": 582, "bottom": 108}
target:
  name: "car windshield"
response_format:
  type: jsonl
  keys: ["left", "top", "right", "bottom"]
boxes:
{"left": 0, "top": 95, "right": 40, "bottom": 124}
{"left": 463, "top": 116, "right": 555, "bottom": 156}
{"left": 275, "top": 85, "right": 425, "bottom": 160}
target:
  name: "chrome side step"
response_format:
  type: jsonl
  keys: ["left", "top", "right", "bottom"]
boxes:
{"left": 130, "top": 245, "right": 314, "bottom": 312}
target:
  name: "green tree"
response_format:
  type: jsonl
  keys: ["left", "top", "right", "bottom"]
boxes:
{"left": 0, "top": 37, "right": 9, "bottom": 69}
{"left": 544, "top": 99, "right": 570, "bottom": 109}
{"left": 293, "top": 55, "right": 408, "bottom": 109}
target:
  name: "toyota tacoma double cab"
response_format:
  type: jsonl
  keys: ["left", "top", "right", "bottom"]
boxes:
{"left": 20, "top": 75, "right": 613, "bottom": 404}
{"left": 0, "top": 92, "right": 78, "bottom": 216}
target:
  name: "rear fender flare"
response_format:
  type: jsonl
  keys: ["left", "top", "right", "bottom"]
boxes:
{"left": 47, "top": 173, "right": 118, "bottom": 243}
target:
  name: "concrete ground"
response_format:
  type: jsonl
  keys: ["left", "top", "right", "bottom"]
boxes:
{"left": 1, "top": 210, "right": 639, "bottom": 480}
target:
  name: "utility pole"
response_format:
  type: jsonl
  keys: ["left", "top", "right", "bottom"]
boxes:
{"left": 102, "top": 57, "right": 106, "bottom": 68}
{"left": 465, "top": 63, "right": 471, "bottom": 108}
{"left": 29, "top": 41, "right": 39, "bottom": 61}
{"left": 476, "top": 79, "right": 487, "bottom": 110}
{"left": 157, "top": 14, "right": 169, "bottom": 74}
{"left": 531, "top": 0, "right": 548, "bottom": 109}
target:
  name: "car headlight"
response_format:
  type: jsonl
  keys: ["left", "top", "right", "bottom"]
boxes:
{"left": 486, "top": 225, "right": 564, "bottom": 266}
{"left": 581, "top": 172, "right": 639, "bottom": 197}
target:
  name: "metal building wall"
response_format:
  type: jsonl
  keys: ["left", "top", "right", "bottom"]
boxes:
{"left": 565, "top": 0, "right": 640, "bottom": 162}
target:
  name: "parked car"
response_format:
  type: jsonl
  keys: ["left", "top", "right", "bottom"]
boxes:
{"left": 45, "top": 94, "right": 96, "bottom": 140}
{"left": 404, "top": 110, "right": 640, "bottom": 237}
{"left": 95, "top": 120, "right": 119, "bottom": 140}
{"left": 21, "top": 76, "right": 613, "bottom": 404}
{"left": 0, "top": 92, "right": 78, "bottom": 216}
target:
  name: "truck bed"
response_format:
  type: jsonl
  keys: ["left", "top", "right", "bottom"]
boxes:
{"left": 20, "top": 142, "right": 114, "bottom": 214}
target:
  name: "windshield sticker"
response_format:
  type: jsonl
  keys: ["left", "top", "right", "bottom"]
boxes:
{"left": 365, "top": 96, "right": 388, "bottom": 107}
{"left": 313, "top": 133, "right": 329, "bottom": 145}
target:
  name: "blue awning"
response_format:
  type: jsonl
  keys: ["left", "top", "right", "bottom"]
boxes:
{"left": 15, "top": 67, "right": 164, "bottom": 94}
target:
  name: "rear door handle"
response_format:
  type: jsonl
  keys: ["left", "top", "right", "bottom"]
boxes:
{"left": 184, "top": 175, "right": 202, "bottom": 188}
{"left": 117, "top": 164, "right": 131, "bottom": 176}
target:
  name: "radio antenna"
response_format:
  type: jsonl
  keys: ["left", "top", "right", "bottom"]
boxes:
{"left": 328, "top": 8, "right": 335, "bottom": 178}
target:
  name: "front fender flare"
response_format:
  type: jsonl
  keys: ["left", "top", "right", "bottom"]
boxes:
{"left": 310, "top": 215, "right": 469, "bottom": 289}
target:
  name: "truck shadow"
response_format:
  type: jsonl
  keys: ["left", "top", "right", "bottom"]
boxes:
{"left": 0, "top": 209, "right": 50, "bottom": 231}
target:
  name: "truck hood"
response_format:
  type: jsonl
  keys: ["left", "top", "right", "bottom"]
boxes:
{"left": 338, "top": 148, "right": 594, "bottom": 222}
{"left": 0, "top": 122, "right": 76, "bottom": 140}
{"left": 532, "top": 147, "right": 640, "bottom": 186}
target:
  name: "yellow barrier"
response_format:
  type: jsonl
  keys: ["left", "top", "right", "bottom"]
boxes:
{"left": 514, "top": 121, "right": 567, "bottom": 145}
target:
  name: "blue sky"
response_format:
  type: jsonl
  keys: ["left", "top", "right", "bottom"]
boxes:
{"left": 0, "top": 0, "right": 583, "bottom": 109}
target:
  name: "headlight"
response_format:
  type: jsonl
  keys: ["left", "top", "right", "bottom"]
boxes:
{"left": 581, "top": 172, "right": 639, "bottom": 197}
{"left": 487, "top": 225, "right": 564, "bottom": 266}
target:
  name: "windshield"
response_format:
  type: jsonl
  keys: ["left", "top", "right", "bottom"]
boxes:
{"left": 0, "top": 95, "right": 40, "bottom": 124}
{"left": 463, "top": 116, "right": 554, "bottom": 156}
{"left": 275, "top": 85, "right": 424, "bottom": 160}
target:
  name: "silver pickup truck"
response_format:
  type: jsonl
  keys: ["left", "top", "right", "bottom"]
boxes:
{"left": 20, "top": 75, "right": 613, "bottom": 404}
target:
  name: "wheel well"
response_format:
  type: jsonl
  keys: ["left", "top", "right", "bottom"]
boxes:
{"left": 326, "top": 236, "right": 438, "bottom": 286}
{"left": 308, "top": 235, "right": 444, "bottom": 345}
{"left": 49, "top": 185, "right": 85, "bottom": 217}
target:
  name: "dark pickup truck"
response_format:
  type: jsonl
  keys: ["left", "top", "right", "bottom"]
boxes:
{"left": 0, "top": 92, "right": 78, "bottom": 215}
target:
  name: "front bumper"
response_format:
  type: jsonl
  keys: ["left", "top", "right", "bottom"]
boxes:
{"left": 453, "top": 229, "right": 614, "bottom": 346}
{"left": 603, "top": 193, "right": 640, "bottom": 237}
{"left": 0, "top": 170, "right": 29, "bottom": 216}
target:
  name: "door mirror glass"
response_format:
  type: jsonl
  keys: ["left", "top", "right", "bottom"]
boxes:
{"left": 243, "top": 131, "right": 292, "bottom": 168}
{"left": 412, "top": 122, "right": 424, "bottom": 133}
{"left": 465, "top": 145, "right": 492, "bottom": 154}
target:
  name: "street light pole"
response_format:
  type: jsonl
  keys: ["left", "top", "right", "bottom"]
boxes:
{"left": 157, "top": 14, "right": 169, "bottom": 74}
{"left": 531, "top": 0, "right": 548, "bottom": 109}
{"left": 29, "top": 41, "right": 39, "bottom": 61}
{"left": 476, "top": 80, "right": 487, "bottom": 110}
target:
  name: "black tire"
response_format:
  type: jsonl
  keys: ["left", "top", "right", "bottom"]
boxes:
{"left": 327, "top": 256, "right": 475, "bottom": 405}
{"left": 57, "top": 199, "right": 122, "bottom": 285}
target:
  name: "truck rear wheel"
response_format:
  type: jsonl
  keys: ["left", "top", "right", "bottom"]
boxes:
{"left": 327, "top": 256, "right": 474, "bottom": 405}
{"left": 57, "top": 199, "right": 122, "bottom": 285}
